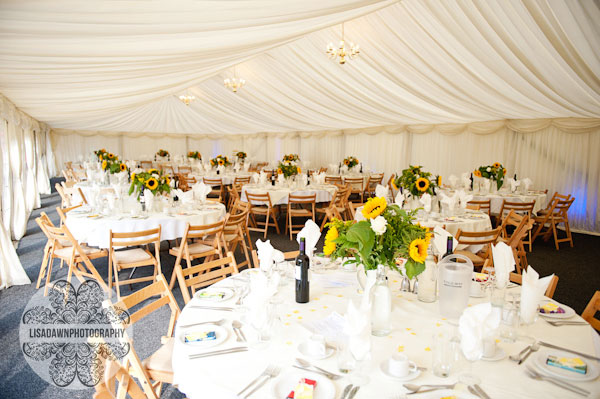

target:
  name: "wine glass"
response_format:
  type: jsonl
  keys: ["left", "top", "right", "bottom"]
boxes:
{"left": 458, "top": 344, "right": 483, "bottom": 385}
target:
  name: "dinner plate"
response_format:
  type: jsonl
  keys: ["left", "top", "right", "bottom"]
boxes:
{"left": 533, "top": 349, "right": 599, "bottom": 382}
{"left": 271, "top": 369, "right": 336, "bottom": 399}
{"left": 179, "top": 324, "right": 228, "bottom": 349}
{"left": 194, "top": 287, "right": 234, "bottom": 302}
{"left": 405, "top": 389, "right": 478, "bottom": 399}
{"left": 538, "top": 300, "right": 576, "bottom": 319}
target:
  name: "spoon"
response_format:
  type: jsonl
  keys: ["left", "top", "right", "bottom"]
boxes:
{"left": 179, "top": 318, "right": 226, "bottom": 328}
{"left": 232, "top": 320, "right": 246, "bottom": 342}
{"left": 518, "top": 341, "right": 540, "bottom": 365}
{"left": 295, "top": 358, "right": 341, "bottom": 379}
{"left": 403, "top": 383, "right": 456, "bottom": 394}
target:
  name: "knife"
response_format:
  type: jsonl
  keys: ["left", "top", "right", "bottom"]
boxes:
{"left": 539, "top": 341, "right": 600, "bottom": 362}
{"left": 474, "top": 384, "right": 491, "bottom": 399}
{"left": 468, "top": 385, "right": 481, "bottom": 398}
{"left": 340, "top": 384, "right": 353, "bottom": 399}
{"left": 348, "top": 385, "right": 360, "bottom": 399}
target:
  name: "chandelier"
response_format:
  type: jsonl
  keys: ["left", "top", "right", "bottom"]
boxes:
{"left": 224, "top": 66, "right": 245, "bottom": 93}
{"left": 178, "top": 93, "right": 196, "bottom": 106}
{"left": 326, "top": 23, "right": 360, "bottom": 64}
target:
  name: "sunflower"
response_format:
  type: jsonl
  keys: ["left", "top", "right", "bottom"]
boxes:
{"left": 98, "top": 154, "right": 103, "bottom": 160}
{"left": 297, "top": 167, "right": 301, "bottom": 173}
{"left": 323, "top": 226, "right": 339, "bottom": 256}
{"left": 344, "top": 159, "right": 349, "bottom": 165}
{"left": 408, "top": 238, "right": 428, "bottom": 263}
{"left": 119, "top": 163, "right": 126, "bottom": 172}
{"left": 437, "top": 176, "right": 442, "bottom": 187}
{"left": 101, "top": 160, "right": 108, "bottom": 170}
{"left": 277, "top": 168, "right": 283, "bottom": 174}
{"left": 148, "top": 168, "right": 159, "bottom": 175}
{"left": 218, "top": 159, "right": 224, "bottom": 165}
{"left": 474, "top": 170, "right": 482, "bottom": 178}
{"left": 502, "top": 168, "right": 507, "bottom": 174}
{"left": 493, "top": 162, "right": 501, "bottom": 169}
{"left": 130, "top": 173, "right": 136, "bottom": 181}
{"left": 415, "top": 178, "right": 430, "bottom": 192}
{"left": 165, "top": 176, "right": 171, "bottom": 185}
{"left": 361, "top": 196, "right": 387, "bottom": 219}
{"left": 188, "top": 151, "right": 193, "bottom": 157}
{"left": 108, "top": 153, "right": 114, "bottom": 159}
{"left": 210, "top": 160, "right": 215, "bottom": 166}
{"left": 145, "top": 177, "right": 159, "bottom": 190}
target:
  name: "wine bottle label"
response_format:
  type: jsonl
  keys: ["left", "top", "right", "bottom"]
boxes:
{"left": 295, "top": 266, "right": 310, "bottom": 282}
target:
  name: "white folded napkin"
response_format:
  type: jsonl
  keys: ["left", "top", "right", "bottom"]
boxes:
{"left": 439, "top": 191, "right": 459, "bottom": 211}
{"left": 272, "top": 249, "right": 285, "bottom": 264}
{"left": 448, "top": 174, "right": 458, "bottom": 189}
{"left": 181, "top": 190, "right": 195, "bottom": 204}
{"left": 419, "top": 192, "right": 432, "bottom": 212}
{"left": 521, "top": 266, "right": 554, "bottom": 324}
{"left": 255, "top": 239, "right": 275, "bottom": 272}
{"left": 133, "top": 167, "right": 144, "bottom": 175}
{"left": 301, "top": 173, "right": 308, "bottom": 186}
{"left": 296, "top": 220, "right": 321, "bottom": 257}
{"left": 243, "top": 162, "right": 250, "bottom": 171}
{"left": 277, "top": 174, "right": 285, "bottom": 184}
{"left": 508, "top": 178, "right": 521, "bottom": 192}
{"left": 522, "top": 178, "right": 533, "bottom": 191}
{"left": 432, "top": 226, "right": 458, "bottom": 256}
{"left": 459, "top": 302, "right": 500, "bottom": 361}
{"left": 244, "top": 270, "right": 280, "bottom": 330}
{"left": 461, "top": 172, "right": 471, "bottom": 189}
{"left": 375, "top": 184, "right": 389, "bottom": 200}
{"left": 394, "top": 190, "right": 405, "bottom": 207}
{"left": 217, "top": 165, "right": 225, "bottom": 174}
{"left": 328, "top": 164, "right": 339, "bottom": 174}
{"left": 251, "top": 172, "right": 259, "bottom": 184}
{"left": 125, "top": 160, "right": 137, "bottom": 170}
{"left": 259, "top": 171, "right": 267, "bottom": 185}
{"left": 343, "top": 300, "right": 371, "bottom": 361}
{"left": 481, "top": 178, "right": 491, "bottom": 192}
{"left": 143, "top": 189, "right": 154, "bottom": 210}
{"left": 491, "top": 242, "right": 515, "bottom": 288}
{"left": 192, "top": 182, "right": 212, "bottom": 202}
{"left": 106, "top": 194, "right": 116, "bottom": 210}
{"left": 457, "top": 189, "right": 473, "bottom": 209}
{"left": 316, "top": 172, "right": 326, "bottom": 185}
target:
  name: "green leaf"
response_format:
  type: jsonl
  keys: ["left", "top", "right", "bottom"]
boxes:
{"left": 405, "top": 260, "right": 426, "bottom": 279}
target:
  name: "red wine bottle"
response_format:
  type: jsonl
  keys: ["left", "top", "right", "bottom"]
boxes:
{"left": 295, "top": 238, "right": 310, "bottom": 303}
{"left": 444, "top": 236, "right": 454, "bottom": 260}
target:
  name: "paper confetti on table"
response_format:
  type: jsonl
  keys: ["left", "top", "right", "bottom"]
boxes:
{"left": 397, "top": 345, "right": 405, "bottom": 352}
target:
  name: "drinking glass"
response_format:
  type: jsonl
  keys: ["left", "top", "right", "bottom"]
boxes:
{"left": 432, "top": 330, "right": 459, "bottom": 378}
{"left": 458, "top": 346, "right": 483, "bottom": 385}
{"left": 501, "top": 293, "right": 520, "bottom": 343}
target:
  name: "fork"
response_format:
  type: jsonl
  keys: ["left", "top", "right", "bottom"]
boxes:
{"left": 525, "top": 367, "right": 590, "bottom": 396}
{"left": 242, "top": 366, "right": 280, "bottom": 398}
{"left": 545, "top": 319, "right": 589, "bottom": 327}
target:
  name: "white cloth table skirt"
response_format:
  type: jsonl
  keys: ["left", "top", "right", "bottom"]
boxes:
{"left": 242, "top": 184, "right": 336, "bottom": 206}
{"left": 171, "top": 268, "right": 600, "bottom": 399}
{"left": 467, "top": 191, "right": 547, "bottom": 215}
{"left": 65, "top": 204, "right": 225, "bottom": 248}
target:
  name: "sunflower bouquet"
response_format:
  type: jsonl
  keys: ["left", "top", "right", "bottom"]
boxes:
{"left": 156, "top": 149, "right": 169, "bottom": 158}
{"left": 100, "top": 154, "right": 127, "bottom": 174}
{"left": 94, "top": 148, "right": 108, "bottom": 161}
{"left": 210, "top": 155, "right": 231, "bottom": 168}
{"left": 343, "top": 156, "right": 359, "bottom": 168}
{"left": 324, "top": 196, "right": 431, "bottom": 278}
{"left": 393, "top": 165, "right": 439, "bottom": 197}
{"left": 128, "top": 169, "right": 171, "bottom": 199}
{"left": 277, "top": 161, "right": 301, "bottom": 178}
{"left": 187, "top": 151, "right": 202, "bottom": 160}
{"left": 474, "top": 162, "right": 506, "bottom": 190}
{"left": 282, "top": 154, "right": 300, "bottom": 163}
{"left": 235, "top": 151, "right": 247, "bottom": 161}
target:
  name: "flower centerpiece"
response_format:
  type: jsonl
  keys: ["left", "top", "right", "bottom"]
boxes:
{"left": 94, "top": 148, "right": 108, "bottom": 161}
{"left": 128, "top": 168, "right": 171, "bottom": 200}
{"left": 392, "top": 165, "right": 439, "bottom": 197}
{"left": 210, "top": 155, "right": 231, "bottom": 168}
{"left": 235, "top": 151, "right": 247, "bottom": 162}
{"left": 324, "top": 196, "right": 431, "bottom": 278}
{"left": 155, "top": 149, "right": 170, "bottom": 161}
{"left": 100, "top": 154, "right": 127, "bottom": 174}
{"left": 474, "top": 162, "right": 506, "bottom": 190}
{"left": 343, "top": 156, "right": 359, "bottom": 169}
{"left": 187, "top": 151, "right": 202, "bottom": 160}
{"left": 282, "top": 154, "right": 299, "bottom": 163}
{"left": 277, "top": 161, "right": 301, "bottom": 178}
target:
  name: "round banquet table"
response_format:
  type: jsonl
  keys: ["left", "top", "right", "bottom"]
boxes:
{"left": 171, "top": 266, "right": 600, "bottom": 399}
{"left": 241, "top": 183, "right": 336, "bottom": 206}
{"left": 65, "top": 203, "right": 226, "bottom": 248}
{"left": 444, "top": 190, "right": 548, "bottom": 215}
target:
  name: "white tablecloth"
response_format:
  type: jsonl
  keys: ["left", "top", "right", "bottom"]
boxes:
{"left": 172, "top": 268, "right": 600, "bottom": 399}
{"left": 74, "top": 181, "right": 130, "bottom": 204}
{"left": 65, "top": 204, "right": 226, "bottom": 248}
{"left": 456, "top": 190, "right": 547, "bottom": 215}
{"left": 242, "top": 184, "right": 336, "bottom": 205}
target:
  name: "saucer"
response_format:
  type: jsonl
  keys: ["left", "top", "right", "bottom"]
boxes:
{"left": 481, "top": 347, "right": 506, "bottom": 362}
{"left": 379, "top": 360, "right": 421, "bottom": 381}
{"left": 297, "top": 342, "right": 335, "bottom": 360}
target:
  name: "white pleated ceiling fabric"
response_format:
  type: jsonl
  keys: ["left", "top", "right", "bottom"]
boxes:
{"left": 0, "top": 0, "right": 599, "bottom": 134}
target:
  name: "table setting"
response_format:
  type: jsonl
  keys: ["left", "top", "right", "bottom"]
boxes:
{"left": 171, "top": 216, "right": 599, "bottom": 399}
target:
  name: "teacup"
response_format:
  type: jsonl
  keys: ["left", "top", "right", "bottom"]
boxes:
{"left": 470, "top": 281, "right": 485, "bottom": 297}
{"left": 483, "top": 338, "right": 497, "bottom": 358}
{"left": 305, "top": 334, "right": 326, "bottom": 358}
{"left": 387, "top": 353, "right": 417, "bottom": 377}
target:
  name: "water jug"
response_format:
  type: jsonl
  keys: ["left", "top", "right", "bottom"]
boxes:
{"left": 438, "top": 254, "right": 473, "bottom": 318}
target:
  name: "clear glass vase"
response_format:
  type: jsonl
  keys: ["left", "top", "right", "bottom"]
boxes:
{"left": 417, "top": 250, "right": 437, "bottom": 303}
{"left": 371, "top": 265, "right": 392, "bottom": 336}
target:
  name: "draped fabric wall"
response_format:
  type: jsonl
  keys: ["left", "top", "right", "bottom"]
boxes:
{"left": 50, "top": 118, "right": 600, "bottom": 234}
{"left": 0, "top": 94, "right": 54, "bottom": 288}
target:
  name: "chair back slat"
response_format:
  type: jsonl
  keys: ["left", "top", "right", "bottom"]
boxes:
{"left": 582, "top": 291, "right": 600, "bottom": 332}
{"left": 176, "top": 254, "right": 238, "bottom": 302}
{"left": 110, "top": 227, "right": 161, "bottom": 247}
{"left": 289, "top": 193, "right": 317, "bottom": 204}
{"left": 456, "top": 227, "right": 501, "bottom": 245}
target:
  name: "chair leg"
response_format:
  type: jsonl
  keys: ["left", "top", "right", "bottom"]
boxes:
{"left": 44, "top": 257, "right": 55, "bottom": 296}
{"left": 552, "top": 221, "right": 559, "bottom": 250}
{"left": 564, "top": 221, "right": 574, "bottom": 247}
{"left": 37, "top": 248, "right": 50, "bottom": 289}
{"left": 263, "top": 210, "right": 269, "bottom": 239}
{"left": 272, "top": 210, "right": 281, "bottom": 234}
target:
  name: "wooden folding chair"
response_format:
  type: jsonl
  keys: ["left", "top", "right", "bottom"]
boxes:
{"left": 93, "top": 355, "right": 147, "bottom": 399}
{"left": 316, "top": 186, "right": 350, "bottom": 229}
{"left": 39, "top": 220, "right": 108, "bottom": 296}
{"left": 251, "top": 249, "right": 299, "bottom": 269}
{"left": 502, "top": 212, "right": 533, "bottom": 274}
{"left": 582, "top": 291, "right": 600, "bottom": 331}
{"left": 532, "top": 197, "right": 575, "bottom": 250}
{"left": 246, "top": 192, "right": 280, "bottom": 238}
{"left": 234, "top": 176, "right": 251, "bottom": 185}
{"left": 177, "top": 165, "right": 192, "bottom": 175}
{"left": 140, "top": 160, "right": 153, "bottom": 169}
{"left": 509, "top": 272, "right": 559, "bottom": 299}
{"left": 345, "top": 177, "right": 364, "bottom": 203}
{"left": 454, "top": 227, "right": 502, "bottom": 269}
{"left": 35, "top": 212, "right": 72, "bottom": 289}
{"left": 348, "top": 202, "right": 365, "bottom": 220}
{"left": 466, "top": 204, "right": 480, "bottom": 211}
{"left": 102, "top": 274, "right": 180, "bottom": 398}
{"left": 466, "top": 199, "right": 491, "bottom": 217}
{"left": 498, "top": 200, "right": 535, "bottom": 251}
{"left": 168, "top": 218, "right": 227, "bottom": 289}
{"left": 223, "top": 207, "right": 252, "bottom": 270}
{"left": 325, "top": 176, "right": 342, "bottom": 185}
{"left": 203, "top": 177, "right": 223, "bottom": 202}
{"left": 175, "top": 252, "right": 239, "bottom": 303}
{"left": 286, "top": 193, "right": 316, "bottom": 240}
{"left": 363, "top": 174, "right": 384, "bottom": 200}
{"left": 109, "top": 227, "right": 162, "bottom": 299}
{"left": 536, "top": 192, "right": 571, "bottom": 216}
